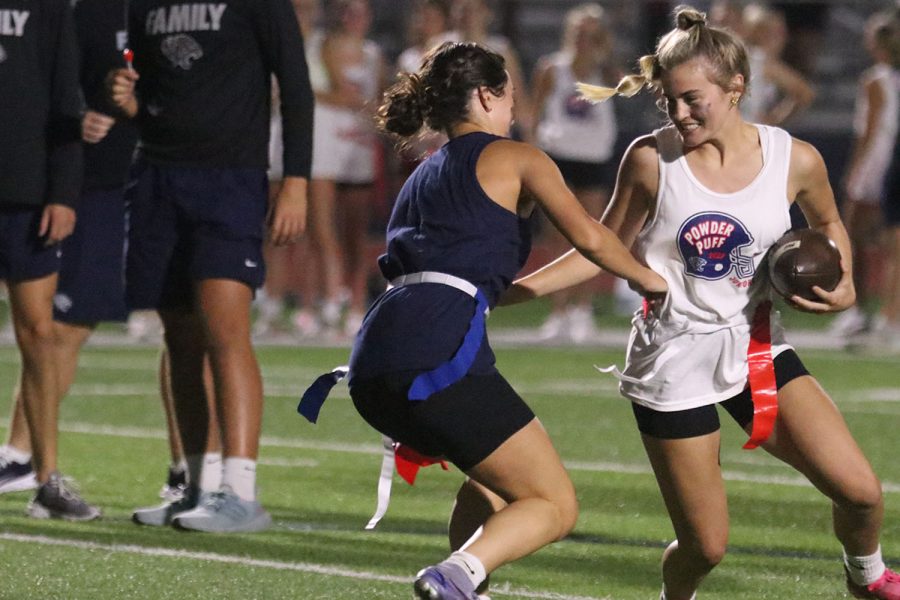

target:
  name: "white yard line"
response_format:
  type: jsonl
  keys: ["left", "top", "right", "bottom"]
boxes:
{"left": 56, "top": 381, "right": 900, "bottom": 405}
{"left": 0, "top": 533, "right": 609, "bottom": 600}
{"left": 0, "top": 419, "right": 894, "bottom": 494}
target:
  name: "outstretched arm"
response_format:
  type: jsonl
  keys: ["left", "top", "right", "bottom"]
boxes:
{"left": 499, "top": 137, "right": 662, "bottom": 305}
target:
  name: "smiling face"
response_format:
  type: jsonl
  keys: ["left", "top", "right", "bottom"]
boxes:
{"left": 659, "top": 57, "right": 742, "bottom": 147}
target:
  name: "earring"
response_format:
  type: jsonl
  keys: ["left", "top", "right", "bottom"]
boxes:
{"left": 730, "top": 95, "right": 739, "bottom": 108}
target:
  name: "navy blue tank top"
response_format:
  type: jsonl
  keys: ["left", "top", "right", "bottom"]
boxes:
{"left": 349, "top": 132, "right": 533, "bottom": 381}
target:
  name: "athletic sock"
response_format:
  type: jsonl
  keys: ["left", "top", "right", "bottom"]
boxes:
{"left": 844, "top": 545, "right": 887, "bottom": 586}
{"left": 443, "top": 551, "right": 486, "bottom": 590}
{"left": 0, "top": 445, "right": 31, "bottom": 464}
{"left": 199, "top": 452, "right": 223, "bottom": 492}
{"left": 222, "top": 457, "right": 257, "bottom": 501}
{"left": 185, "top": 453, "right": 222, "bottom": 495}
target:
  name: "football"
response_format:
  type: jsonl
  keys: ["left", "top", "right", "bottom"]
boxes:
{"left": 767, "top": 229, "right": 842, "bottom": 302}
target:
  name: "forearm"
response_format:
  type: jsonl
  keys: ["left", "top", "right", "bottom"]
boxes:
{"left": 816, "top": 220, "right": 854, "bottom": 281}
{"left": 573, "top": 222, "right": 662, "bottom": 293}
{"left": 501, "top": 250, "right": 601, "bottom": 306}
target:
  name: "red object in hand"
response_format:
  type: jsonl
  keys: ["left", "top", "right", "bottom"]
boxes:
{"left": 123, "top": 48, "right": 134, "bottom": 69}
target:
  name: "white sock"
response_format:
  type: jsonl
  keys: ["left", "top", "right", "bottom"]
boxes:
{"left": 222, "top": 457, "right": 257, "bottom": 501}
{"left": 0, "top": 445, "right": 31, "bottom": 464}
{"left": 185, "top": 453, "right": 222, "bottom": 493}
{"left": 844, "top": 546, "right": 886, "bottom": 586}
{"left": 199, "top": 452, "right": 223, "bottom": 492}
{"left": 443, "top": 551, "right": 486, "bottom": 590}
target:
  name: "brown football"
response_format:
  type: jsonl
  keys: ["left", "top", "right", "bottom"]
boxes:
{"left": 768, "top": 229, "right": 842, "bottom": 302}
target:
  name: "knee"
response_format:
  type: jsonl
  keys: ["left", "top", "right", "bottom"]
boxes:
{"left": 836, "top": 475, "right": 883, "bottom": 515}
{"left": 553, "top": 490, "right": 579, "bottom": 540}
{"left": 678, "top": 536, "right": 728, "bottom": 572}
{"left": 14, "top": 318, "right": 55, "bottom": 352}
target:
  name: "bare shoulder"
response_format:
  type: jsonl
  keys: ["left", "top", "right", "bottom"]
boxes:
{"left": 623, "top": 134, "right": 659, "bottom": 168}
{"left": 789, "top": 137, "right": 827, "bottom": 180}
{"left": 788, "top": 136, "right": 832, "bottom": 201}
{"left": 620, "top": 134, "right": 660, "bottom": 188}
{"left": 479, "top": 138, "right": 542, "bottom": 165}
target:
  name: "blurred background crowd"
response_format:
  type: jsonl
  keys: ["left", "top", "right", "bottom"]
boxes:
{"left": 3, "top": 0, "right": 898, "bottom": 349}
{"left": 246, "top": 0, "right": 900, "bottom": 351}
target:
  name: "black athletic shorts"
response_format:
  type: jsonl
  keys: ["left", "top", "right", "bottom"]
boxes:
{"left": 631, "top": 349, "right": 810, "bottom": 439}
{"left": 349, "top": 371, "right": 535, "bottom": 471}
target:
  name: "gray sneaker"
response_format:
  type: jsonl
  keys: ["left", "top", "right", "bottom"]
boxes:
{"left": 132, "top": 488, "right": 203, "bottom": 527}
{"left": 27, "top": 472, "right": 101, "bottom": 521}
{"left": 171, "top": 486, "right": 271, "bottom": 533}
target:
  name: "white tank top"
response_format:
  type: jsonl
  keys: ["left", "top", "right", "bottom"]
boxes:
{"left": 535, "top": 53, "right": 616, "bottom": 162}
{"left": 607, "top": 124, "right": 794, "bottom": 411}
{"left": 847, "top": 63, "right": 899, "bottom": 202}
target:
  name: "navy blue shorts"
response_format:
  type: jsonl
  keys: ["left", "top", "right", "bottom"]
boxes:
{"left": 125, "top": 160, "right": 268, "bottom": 311}
{"left": 350, "top": 370, "right": 536, "bottom": 471}
{"left": 549, "top": 155, "right": 617, "bottom": 190}
{"left": 53, "top": 189, "right": 128, "bottom": 324}
{"left": 0, "top": 205, "right": 62, "bottom": 283}
{"left": 631, "top": 349, "right": 810, "bottom": 439}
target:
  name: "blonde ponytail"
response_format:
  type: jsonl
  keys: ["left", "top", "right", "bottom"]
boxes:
{"left": 577, "top": 55, "right": 657, "bottom": 103}
{"left": 579, "top": 5, "right": 749, "bottom": 106}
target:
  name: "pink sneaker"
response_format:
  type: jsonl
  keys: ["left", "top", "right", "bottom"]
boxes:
{"left": 847, "top": 568, "right": 900, "bottom": 599}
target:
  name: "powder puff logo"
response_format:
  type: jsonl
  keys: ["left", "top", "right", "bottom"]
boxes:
{"left": 677, "top": 212, "right": 756, "bottom": 280}
{"left": 161, "top": 34, "right": 203, "bottom": 69}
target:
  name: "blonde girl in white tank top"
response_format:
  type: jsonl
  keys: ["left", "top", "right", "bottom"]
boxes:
{"left": 503, "top": 6, "right": 900, "bottom": 600}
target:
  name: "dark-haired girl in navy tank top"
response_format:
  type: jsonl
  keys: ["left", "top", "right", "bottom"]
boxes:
{"left": 346, "top": 41, "right": 667, "bottom": 600}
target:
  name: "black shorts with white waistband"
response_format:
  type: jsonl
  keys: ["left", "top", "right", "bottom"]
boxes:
{"left": 631, "top": 349, "right": 810, "bottom": 439}
{"left": 349, "top": 370, "right": 536, "bottom": 472}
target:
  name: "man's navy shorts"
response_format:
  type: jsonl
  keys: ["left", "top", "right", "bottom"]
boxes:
{"left": 0, "top": 205, "right": 62, "bottom": 283}
{"left": 125, "top": 160, "right": 268, "bottom": 311}
{"left": 53, "top": 188, "right": 128, "bottom": 324}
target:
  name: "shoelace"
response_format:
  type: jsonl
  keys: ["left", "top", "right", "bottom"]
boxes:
{"left": 0, "top": 456, "right": 11, "bottom": 470}
{"left": 201, "top": 491, "right": 228, "bottom": 509}
{"left": 161, "top": 483, "right": 188, "bottom": 503}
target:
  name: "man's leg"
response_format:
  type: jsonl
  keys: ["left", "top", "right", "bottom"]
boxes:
{"left": 172, "top": 278, "right": 271, "bottom": 533}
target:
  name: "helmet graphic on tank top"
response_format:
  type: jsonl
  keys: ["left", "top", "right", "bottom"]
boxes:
{"left": 677, "top": 212, "right": 755, "bottom": 280}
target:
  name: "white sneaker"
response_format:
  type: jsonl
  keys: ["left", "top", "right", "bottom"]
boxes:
{"left": 538, "top": 311, "right": 568, "bottom": 341}
{"left": 567, "top": 305, "right": 600, "bottom": 344}
{"left": 854, "top": 316, "right": 900, "bottom": 354}
{"left": 828, "top": 306, "right": 869, "bottom": 337}
{"left": 343, "top": 310, "right": 365, "bottom": 337}
{"left": 252, "top": 294, "right": 283, "bottom": 336}
{"left": 292, "top": 309, "right": 322, "bottom": 338}
{"left": 320, "top": 299, "right": 344, "bottom": 329}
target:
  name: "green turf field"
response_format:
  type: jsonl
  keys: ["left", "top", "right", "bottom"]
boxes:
{"left": 0, "top": 336, "right": 898, "bottom": 599}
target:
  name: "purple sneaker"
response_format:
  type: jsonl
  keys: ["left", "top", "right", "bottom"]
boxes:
{"left": 413, "top": 563, "right": 479, "bottom": 600}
